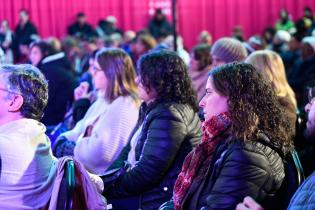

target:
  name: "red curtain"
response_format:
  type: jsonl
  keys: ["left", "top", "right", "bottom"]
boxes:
{"left": 0, "top": 0, "right": 315, "bottom": 50}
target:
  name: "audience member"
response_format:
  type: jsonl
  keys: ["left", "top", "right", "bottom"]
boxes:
{"left": 0, "top": 20, "right": 13, "bottom": 64}
{"left": 243, "top": 35, "right": 265, "bottom": 54}
{"left": 189, "top": 44, "right": 212, "bottom": 101}
{"left": 246, "top": 50, "right": 297, "bottom": 133}
{"left": 29, "top": 41, "right": 77, "bottom": 127}
{"left": 270, "top": 30, "right": 291, "bottom": 54}
{"left": 160, "top": 63, "right": 293, "bottom": 209}
{"left": 281, "top": 32, "right": 303, "bottom": 74}
{"left": 13, "top": 9, "right": 38, "bottom": 62}
{"left": 275, "top": 9, "right": 296, "bottom": 33}
{"left": 197, "top": 30, "right": 212, "bottom": 46}
{"left": 133, "top": 34, "right": 157, "bottom": 64}
{"left": 68, "top": 12, "right": 95, "bottom": 40}
{"left": 236, "top": 88, "right": 315, "bottom": 210}
{"left": 105, "top": 16, "right": 123, "bottom": 35}
{"left": 210, "top": 37, "right": 247, "bottom": 68}
{"left": 0, "top": 64, "right": 56, "bottom": 209}
{"left": 53, "top": 48, "right": 140, "bottom": 175}
{"left": 160, "top": 35, "right": 190, "bottom": 65}
{"left": 288, "top": 36, "right": 315, "bottom": 107}
{"left": 232, "top": 25, "right": 244, "bottom": 42}
{"left": 262, "top": 27, "right": 276, "bottom": 47}
{"left": 148, "top": 8, "right": 173, "bottom": 41}
{"left": 103, "top": 50, "right": 201, "bottom": 209}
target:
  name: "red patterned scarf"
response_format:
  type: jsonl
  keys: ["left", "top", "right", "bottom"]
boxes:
{"left": 173, "top": 112, "right": 231, "bottom": 210}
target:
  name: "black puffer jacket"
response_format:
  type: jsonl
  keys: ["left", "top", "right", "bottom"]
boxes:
{"left": 184, "top": 134, "right": 285, "bottom": 210}
{"left": 104, "top": 101, "right": 201, "bottom": 210}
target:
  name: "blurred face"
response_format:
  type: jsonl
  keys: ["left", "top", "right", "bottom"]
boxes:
{"left": 305, "top": 97, "right": 315, "bottom": 139}
{"left": 92, "top": 61, "right": 107, "bottom": 91}
{"left": 199, "top": 76, "right": 229, "bottom": 121}
{"left": 211, "top": 55, "right": 226, "bottom": 68}
{"left": 0, "top": 20, "right": 8, "bottom": 32}
{"left": 29, "top": 46, "right": 43, "bottom": 66}
{"left": 189, "top": 53, "right": 199, "bottom": 71}
{"left": 78, "top": 16, "right": 86, "bottom": 25}
{"left": 301, "top": 43, "right": 315, "bottom": 60}
{"left": 19, "top": 11, "right": 29, "bottom": 24}
{"left": 280, "top": 10, "right": 288, "bottom": 19}
{"left": 135, "top": 40, "right": 146, "bottom": 54}
{"left": 288, "top": 37, "right": 300, "bottom": 51}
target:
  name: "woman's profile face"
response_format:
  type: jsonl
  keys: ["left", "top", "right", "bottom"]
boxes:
{"left": 29, "top": 46, "right": 43, "bottom": 67}
{"left": 92, "top": 61, "right": 107, "bottom": 92}
{"left": 199, "top": 76, "right": 229, "bottom": 121}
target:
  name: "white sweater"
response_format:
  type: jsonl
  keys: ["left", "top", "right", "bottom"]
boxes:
{"left": 62, "top": 95, "right": 139, "bottom": 175}
{"left": 0, "top": 119, "right": 57, "bottom": 209}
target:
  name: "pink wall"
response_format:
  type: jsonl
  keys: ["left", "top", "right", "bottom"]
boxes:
{"left": 0, "top": 0, "right": 315, "bottom": 50}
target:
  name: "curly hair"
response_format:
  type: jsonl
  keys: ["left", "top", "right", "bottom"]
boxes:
{"left": 210, "top": 63, "right": 293, "bottom": 154}
{"left": 0, "top": 64, "right": 48, "bottom": 121}
{"left": 137, "top": 50, "right": 198, "bottom": 111}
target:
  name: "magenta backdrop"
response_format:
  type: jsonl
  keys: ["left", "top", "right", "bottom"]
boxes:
{"left": 1, "top": 0, "right": 315, "bottom": 50}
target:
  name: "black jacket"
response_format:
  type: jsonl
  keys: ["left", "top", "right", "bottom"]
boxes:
{"left": 39, "top": 56, "right": 78, "bottom": 126}
{"left": 104, "top": 102, "right": 201, "bottom": 210}
{"left": 184, "top": 134, "right": 285, "bottom": 210}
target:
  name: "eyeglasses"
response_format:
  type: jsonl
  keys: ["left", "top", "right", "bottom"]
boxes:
{"left": 0, "top": 87, "right": 21, "bottom": 95}
{"left": 92, "top": 66, "right": 103, "bottom": 72}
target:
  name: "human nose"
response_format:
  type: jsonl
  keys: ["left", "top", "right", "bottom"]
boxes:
{"left": 199, "top": 95, "right": 205, "bottom": 108}
{"left": 305, "top": 102, "right": 312, "bottom": 113}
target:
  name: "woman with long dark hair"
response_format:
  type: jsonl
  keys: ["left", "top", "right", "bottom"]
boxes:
{"left": 160, "top": 63, "right": 293, "bottom": 209}
{"left": 103, "top": 50, "right": 202, "bottom": 209}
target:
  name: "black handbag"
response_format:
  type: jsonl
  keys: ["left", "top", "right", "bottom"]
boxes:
{"left": 101, "top": 161, "right": 131, "bottom": 192}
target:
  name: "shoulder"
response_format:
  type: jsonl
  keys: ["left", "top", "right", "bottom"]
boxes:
{"left": 147, "top": 102, "right": 197, "bottom": 122}
{"left": 289, "top": 172, "right": 315, "bottom": 209}
{"left": 221, "top": 138, "right": 284, "bottom": 179}
{"left": 225, "top": 139, "right": 282, "bottom": 162}
{"left": 111, "top": 96, "right": 139, "bottom": 111}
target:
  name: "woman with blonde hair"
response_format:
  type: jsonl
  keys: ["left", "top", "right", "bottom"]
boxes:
{"left": 246, "top": 50, "right": 297, "bottom": 132}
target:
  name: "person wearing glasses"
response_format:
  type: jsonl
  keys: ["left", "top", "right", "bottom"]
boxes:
{"left": 53, "top": 48, "right": 140, "bottom": 175}
{"left": 0, "top": 64, "right": 57, "bottom": 209}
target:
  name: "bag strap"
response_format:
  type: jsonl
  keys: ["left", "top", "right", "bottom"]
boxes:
{"left": 291, "top": 150, "right": 305, "bottom": 185}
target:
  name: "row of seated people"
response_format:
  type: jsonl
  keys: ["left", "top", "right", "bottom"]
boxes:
{"left": 0, "top": 37, "right": 312, "bottom": 210}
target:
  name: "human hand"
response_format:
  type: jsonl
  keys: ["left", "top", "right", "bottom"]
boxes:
{"left": 236, "top": 196, "right": 263, "bottom": 210}
{"left": 74, "top": 81, "right": 90, "bottom": 101}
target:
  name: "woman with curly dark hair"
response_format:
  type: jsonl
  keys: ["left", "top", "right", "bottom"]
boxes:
{"left": 160, "top": 63, "right": 294, "bottom": 210}
{"left": 102, "top": 50, "right": 202, "bottom": 210}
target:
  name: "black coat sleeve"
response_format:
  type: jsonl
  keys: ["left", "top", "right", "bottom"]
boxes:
{"left": 105, "top": 108, "right": 188, "bottom": 197}
{"left": 203, "top": 146, "right": 280, "bottom": 210}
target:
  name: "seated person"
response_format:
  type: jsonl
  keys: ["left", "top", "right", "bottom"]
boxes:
{"left": 160, "top": 63, "right": 294, "bottom": 209}
{"left": 237, "top": 86, "right": 315, "bottom": 210}
{"left": 53, "top": 48, "right": 140, "bottom": 175}
{"left": 246, "top": 50, "right": 297, "bottom": 134}
{"left": 0, "top": 64, "right": 57, "bottom": 209}
{"left": 29, "top": 41, "right": 77, "bottom": 127}
{"left": 102, "top": 50, "right": 202, "bottom": 209}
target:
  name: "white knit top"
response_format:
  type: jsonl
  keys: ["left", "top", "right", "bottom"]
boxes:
{"left": 0, "top": 119, "right": 57, "bottom": 209}
{"left": 62, "top": 95, "right": 139, "bottom": 175}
